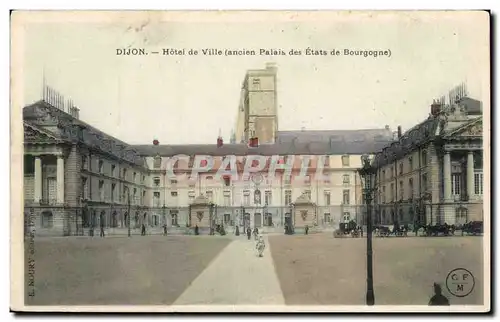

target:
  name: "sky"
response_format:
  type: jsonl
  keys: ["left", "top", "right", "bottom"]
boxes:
{"left": 17, "top": 11, "right": 489, "bottom": 145}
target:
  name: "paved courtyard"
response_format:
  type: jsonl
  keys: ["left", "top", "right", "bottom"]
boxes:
{"left": 25, "top": 233, "right": 484, "bottom": 307}
{"left": 268, "top": 234, "right": 484, "bottom": 306}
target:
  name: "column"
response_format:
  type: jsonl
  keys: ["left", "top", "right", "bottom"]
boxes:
{"left": 443, "top": 152, "right": 452, "bottom": 200}
{"left": 34, "top": 156, "right": 42, "bottom": 202}
{"left": 467, "top": 152, "right": 475, "bottom": 199}
{"left": 57, "top": 155, "right": 65, "bottom": 204}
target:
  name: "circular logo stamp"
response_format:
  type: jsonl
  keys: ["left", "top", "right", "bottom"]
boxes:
{"left": 446, "top": 268, "right": 475, "bottom": 297}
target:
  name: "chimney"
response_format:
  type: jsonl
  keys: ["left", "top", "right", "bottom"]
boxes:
{"left": 249, "top": 137, "right": 259, "bottom": 148}
{"left": 431, "top": 99, "right": 442, "bottom": 116}
{"left": 397, "top": 126, "right": 402, "bottom": 139}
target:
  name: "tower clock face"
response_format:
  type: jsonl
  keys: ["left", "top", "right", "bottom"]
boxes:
{"left": 251, "top": 173, "right": 263, "bottom": 184}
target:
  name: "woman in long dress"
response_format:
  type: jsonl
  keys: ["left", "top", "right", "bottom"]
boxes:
{"left": 256, "top": 235, "right": 266, "bottom": 257}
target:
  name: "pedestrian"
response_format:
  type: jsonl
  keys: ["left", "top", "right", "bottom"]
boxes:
{"left": 253, "top": 227, "right": 259, "bottom": 240}
{"left": 305, "top": 225, "right": 309, "bottom": 235}
{"left": 428, "top": 283, "right": 450, "bottom": 306}
{"left": 163, "top": 224, "right": 167, "bottom": 236}
{"left": 194, "top": 224, "right": 199, "bottom": 235}
{"left": 100, "top": 223, "right": 105, "bottom": 238}
{"left": 235, "top": 225, "right": 240, "bottom": 236}
{"left": 141, "top": 223, "right": 146, "bottom": 236}
{"left": 256, "top": 234, "right": 266, "bottom": 257}
{"left": 247, "top": 227, "right": 251, "bottom": 240}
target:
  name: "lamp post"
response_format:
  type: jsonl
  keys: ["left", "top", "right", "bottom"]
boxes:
{"left": 358, "top": 154, "right": 375, "bottom": 306}
{"left": 124, "top": 186, "right": 131, "bottom": 237}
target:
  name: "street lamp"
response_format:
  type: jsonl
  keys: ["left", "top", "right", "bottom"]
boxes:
{"left": 358, "top": 154, "right": 376, "bottom": 306}
{"left": 124, "top": 186, "right": 131, "bottom": 237}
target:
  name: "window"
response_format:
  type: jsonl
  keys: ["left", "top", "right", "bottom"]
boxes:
{"left": 341, "top": 155, "right": 350, "bottom": 167}
{"left": 474, "top": 172, "right": 483, "bottom": 195}
{"left": 111, "top": 183, "right": 116, "bottom": 202}
{"left": 142, "top": 175, "right": 145, "bottom": 183}
{"left": 304, "top": 190, "right": 311, "bottom": 199}
{"left": 153, "top": 192, "right": 160, "bottom": 207}
{"left": 342, "top": 190, "right": 350, "bottom": 205}
{"left": 41, "top": 211, "right": 53, "bottom": 228}
{"left": 408, "top": 157, "right": 413, "bottom": 171}
{"left": 206, "top": 191, "right": 213, "bottom": 201}
{"left": 390, "top": 167, "right": 394, "bottom": 178}
{"left": 422, "top": 150, "right": 428, "bottom": 166}
{"left": 224, "top": 214, "right": 231, "bottom": 224}
{"left": 98, "top": 160, "right": 104, "bottom": 174}
{"left": 206, "top": 176, "right": 213, "bottom": 181}
{"left": 153, "top": 156, "right": 161, "bottom": 168}
{"left": 343, "top": 174, "right": 350, "bottom": 184}
{"left": 422, "top": 173, "right": 428, "bottom": 192}
{"left": 324, "top": 155, "right": 330, "bottom": 167}
{"left": 284, "top": 176, "right": 291, "bottom": 185}
{"left": 170, "top": 179, "right": 177, "bottom": 185}
{"left": 399, "top": 163, "right": 404, "bottom": 175}
{"left": 399, "top": 180, "right": 404, "bottom": 200}
{"left": 170, "top": 210, "right": 178, "bottom": 226}
{"left": 153, "top": 177, "right": 160, "bottom": 187}
{"left": 81, "top": 177, "right": 88, "bottom": 200}
{"left": 382, "top": 170, "right": 386, "bottom": 181}
{"left": 171, "top": 191, "right": 178, "bottom": 197}
{"left": 324, "top": 213, "right": 331, "bottom": 223}
{"left": 122, "top": 168, "right": 127, "bottom": 180}
{"left": 188, "top": 193, "right": 195, "bottom": 204}
{"left": 133, "top": 172, "right": 137, "bottom": 183}
{"left": 243, "top": 192, "right": 250, "bottom": 206}
{"left": 111, "top": 165, "right": 116, "bottom": 177}
{"left": 285, "top": 190, "right": 292, "bottom": 206}
{"left": 98, "top": 180, "right": 104, "bottom": 201}
{"left": 382, "top": 186, "right": 386, "bottom": 203}
{"left": 252, "top": 77, "right": 261, "bottom": 85}
{"left": 324, "top": 191, "right": 331, "bottom": 206}
{"left": 390, "top": 183, "right": 395, "bottom": 201}
{"left": 224, "top": 195, "right": 231, "bottom": 206}
{"left": 142, "top": 190, "right": 146, "bottom": 204}
{"left": 81, "top": 155, "right": 88, "bottom": 170}
{"left": 223, "top": 176, "right": 231, "bottom": 186}
{"left": 409, "top": 178, "right": 414, "bottom": 199}
{"left": 133, "top": 188, "right": 137, "bottom": 204}
{"left": 342, "top": 212, "right": 351, "bottom": 222}
{"left": 265, "top": 191, "right": 272, "bottom": 205}
{"left": 451, "top": 173, "right": 461, "bottom": 196}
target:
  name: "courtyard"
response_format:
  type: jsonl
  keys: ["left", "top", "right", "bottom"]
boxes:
{"left": 24, "top": 233, "right": 484, "bottom": 307}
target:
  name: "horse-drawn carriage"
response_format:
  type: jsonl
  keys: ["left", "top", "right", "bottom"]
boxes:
{"left": 373, "top": 224, "right": 408, "bottom": 237}
{"left": 334, "top": 220, "right": 362, "bottom": 238}
{"left": 459, "top": 221, "right": 483, "bottom": 236}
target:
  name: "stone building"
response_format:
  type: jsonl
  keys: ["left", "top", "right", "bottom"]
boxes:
{"left": 23, "top": 100, "right": 150, "bottom": 236}
{"left": 371, "top": 96, "right": 484, "bottom": 226}
{"left": 234, "top": 62, "right": 278, "bottom": 144}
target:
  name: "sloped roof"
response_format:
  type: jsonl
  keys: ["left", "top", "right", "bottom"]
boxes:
{"left": 133, "top": 140, "right": 393, "bottom": 157}
{"left": 23, "top": 100, "right": 146, "bottom": 167}
{"left": 372, "top": 117, "right": 440, "bottom": 168}
{"left": 276, "top": 128, "right": 393, "bottom": 144}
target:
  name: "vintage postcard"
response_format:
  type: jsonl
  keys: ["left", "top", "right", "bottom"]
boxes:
{"left": 10, "top": 10, "right": 490, "bottom": 313}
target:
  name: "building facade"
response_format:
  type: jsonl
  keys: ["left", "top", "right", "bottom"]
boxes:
{"left": 23, "top": 99, "right": 393, "bottom": 235}
{"left": 371, "top": 97, "right": 484, "bottom": 226}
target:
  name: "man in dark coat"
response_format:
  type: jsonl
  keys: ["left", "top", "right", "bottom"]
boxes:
{"left": 163, "top": 224, "right": 167, "bottom": 236}
{"left": 141, "top": 223, "right": 146, "bottom": 236}
{"left": 428, "top": 283, "right": 450, "bottom": 306}
{"left": 247, "top": 227, "right": 251, "bottom": 240}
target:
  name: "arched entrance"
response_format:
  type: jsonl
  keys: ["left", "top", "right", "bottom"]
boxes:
{"left": 111, "top": 211, "right": 118, "bottom": 228}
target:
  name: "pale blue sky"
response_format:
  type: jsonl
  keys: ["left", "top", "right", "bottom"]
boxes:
{"left": 20, "top": 11, "right": 489, "bottom": 144}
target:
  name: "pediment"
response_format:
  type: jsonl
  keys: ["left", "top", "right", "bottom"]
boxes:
{"left": 24, "top": 122, "right": 62, "bottom": 143}
{"left": 446, "top": 118, "right": 483, "bottom": 139}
